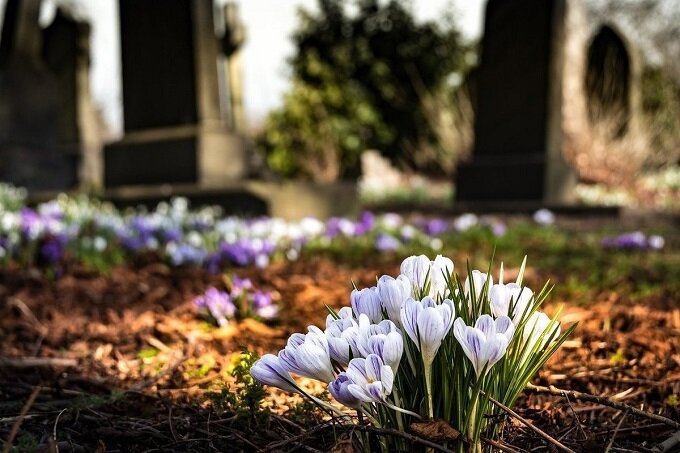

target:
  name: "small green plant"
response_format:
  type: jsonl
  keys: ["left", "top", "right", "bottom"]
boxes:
{"left": 206, "top": 351, "right": 266, "bottom": 417}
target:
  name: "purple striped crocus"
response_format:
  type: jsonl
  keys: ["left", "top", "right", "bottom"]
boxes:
{"left": 453, "top": 315, "right": 514, "bottom": 378}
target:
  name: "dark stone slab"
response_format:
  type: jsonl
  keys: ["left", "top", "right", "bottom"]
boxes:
{"left": 106, "top": 187, "right": 269, "bottom": 217}
{"left": 104, "top": 135, "right": 197, "bottom": 186}
{"left": 473, "top": 0, "right": 556, "bottom": 158}
{"left": 119, "top": 0, "right": 197, "bottom": 131}
{"left": 456, "top": 0, "right": 574, "bottom": 204}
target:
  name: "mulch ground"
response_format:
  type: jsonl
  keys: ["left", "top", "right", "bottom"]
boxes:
{"left": 1, "top": 256, "right": 679, "bottom": 452}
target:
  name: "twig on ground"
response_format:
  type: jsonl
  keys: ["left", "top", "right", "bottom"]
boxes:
{"left": 8, "top": 297, "right": 47, "bottom": 336}
{"left": 526, "top": 383, "right": 680, "bottom": 429}
{"left": 604, "top": 410, "right": 627, "bottom": 453}
{"left": 484, "top": 392, "right": 575, "bottom": 453}
{"left": 2, "top": 386, "right": 41, "bottom": 453}
{"left": 481, "top": 436, "right": 524, "bottom": 453}
{"left": 261, "top": 422, "right": 456, "bottom": 453}
{"left": 53, "top": 408, "right": 68, "bottom": 452}
{"left": 0, "top": 357, "right": 78, "bottom": 368}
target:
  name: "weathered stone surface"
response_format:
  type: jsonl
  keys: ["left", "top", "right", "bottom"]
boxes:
{"left": 0, "top": 1, "right": 96, "bottom": 191}
{"left": 104, "top": 0, "right": 247, "bottom": 189}
{"left": 456, "top": 0, "right": 577, "bottom": 205}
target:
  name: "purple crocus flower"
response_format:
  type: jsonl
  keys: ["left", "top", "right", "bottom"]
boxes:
{"left": 423, "top": 218, "right": 449, "bottom": 236}
{"left": 400, "top": 296, "right": 455, "bottom": 368}
{"left": 20, "top": 208, "right": 42, "bottom": 239}
{"left": 351, "top": 287, "right": 382, "bottom": 323}
{"left": 193, "top": 287, "right": 236, "bottom": 326}
{"left": 278, "top": 326, "right": 335, "bottom": 382}
{"left": 252, "top": 290, "right": 278, "bottom": 319}
{"left": 39, "top": 234, "right": 67, "bottom": 264}
{"left": 375, "top": 233, "right": 400, "bottom": 251}
{"left": 329, "top": 372, "right": 361, "bottom": 407}
{"left": 354, "top": 211, "right": 376, "bottom": 236}
{"left": 167, "top": 243, "right": 208, "bottom": 266}
{"left": 376, "top": 274, "right": 411, "bottom": 326}
{"left": 231, "top": 275, "right": 253, "bottom": 298}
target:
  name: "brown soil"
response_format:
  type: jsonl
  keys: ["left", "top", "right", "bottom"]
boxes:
{"left": 1, "top": 258, "right": 679, "bottom": 452}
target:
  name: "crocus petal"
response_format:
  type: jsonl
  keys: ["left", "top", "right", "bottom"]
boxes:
{"left": 382, "top": 331, "right": 403, "bottom": 372}
{"left": 347, "top": 383, "right": 375, "bottom": 403}
{"left": 364, "top": 354, "right": 384, "bottom": 383}
{"left": 495, "top": 315, "right": 515, "bottom": 341}
{"left": 417, "top": 307, "right": 446, "bottom": 366}
{"left": 250, "top": 354, "right": 299, "bottom": 394}
{"left": 475, "top": 314, "right": 496, "bottom": 338}
{"left": 400, "top": 297, "right": 421, "bottom": 350}
{"left": 346, "top": 358, "right": 368, "bottom": 386}
{"left": 379, "top": 364, "right": 394, "bottom": 395}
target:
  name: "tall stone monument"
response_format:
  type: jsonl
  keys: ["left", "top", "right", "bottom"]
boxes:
{"left": 0, "top": 0, "right": 97, "bottom": 190}
{"left": 104, "top": 0, "right": 246, "bottom": 188}
{"left": 456, "top": 0, "right": 577, "bottom": 206}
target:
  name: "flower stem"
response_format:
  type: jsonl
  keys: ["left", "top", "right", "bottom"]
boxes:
{"left": 424, "top": 364, "right": 434, "bottom": 419}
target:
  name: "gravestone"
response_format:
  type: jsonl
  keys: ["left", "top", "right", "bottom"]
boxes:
{"left": 456, "top": 0, "right": 577, "bottom": 206}
{"left": 221, "top": 3, "right": 246, "bottom": 133}
{"left": 0, "top": 1, "right": 98, "bottom": 191}
{"left": 104, "top": 0, "right": 246, "bottom": 188}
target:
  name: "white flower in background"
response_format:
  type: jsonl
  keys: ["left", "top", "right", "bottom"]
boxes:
{"left": 278, "top": 326, "right": 335, "bottom": 383}
{"left": 377, "top": 274, "right": 411, "bottom": 325}
{"left": 351, "top": 287, "right": 382, "bottom": 323}
{"left": 454, "top": 213, "right": 478, "bottom": 231}
{"left": 523, "top": 312, "right": 560, "bottom": 350}
{"left": 465, "top": 270, "right": 493, "bottom": 302}
{"left": 380, "top": 213, "right": 403, "bottom": 229}
{"left": 533, "top": 208, "right": 555, "bottom": 225}
{"left": 346, "top": 354, "right": 394, "bottom": 403}
{"left": 431, "top": 255, "right": 454, "bottom": 298}
{"left": 400, "top": 254, "right": 454, "bottom": 299}
{"left": 648, "top": 235, "right": 665, "bottom": 250}
{"left": 490, "top": 283, "right": 534, "bottom": 323}
{"left": 299, "top": 217, "right": 325, "bottom": 236}
{"left": 454, "top": 315, "right": 514, "bottom": 378}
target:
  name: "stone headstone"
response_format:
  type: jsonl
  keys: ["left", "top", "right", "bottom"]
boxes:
{"left": 456, "top": 0, "right": 577, "bottom": 206}
{"left": 0, "top": 0, "right": 95, "bottom": 191}
{"left": 104, "top": 0, "right": 247, "bottom": 188}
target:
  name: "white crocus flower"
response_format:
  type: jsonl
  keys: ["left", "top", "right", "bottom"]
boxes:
{"left": 523, "top": 312, "right": 560, "bottom": 351}
{"left": 278, "top": 326, "right": 335, "bottom": 383}
{"left": 346, "top": 354, "right": 394, "bottom": 403}
{"left": 400, "top": 296, "right": 455, "bottom": 417}
{"left": 377, "top": 274, "right": 411, "bottom": 326}
{"left": 454, "top": 315, "right": 514, "bottom": 378}
{"left": 490, "top": 282, "right": 534, "bottom": 324}
{"left": 351, "top": 287, "right": 382, "bottom": 323}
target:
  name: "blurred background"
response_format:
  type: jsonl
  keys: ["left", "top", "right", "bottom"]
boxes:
{"left": 0, "top": 0, "right": 678, "bottom": 215}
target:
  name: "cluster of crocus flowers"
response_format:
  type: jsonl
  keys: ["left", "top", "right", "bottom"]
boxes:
{"left": 251, "top": 254, "right": 574, "bottom": 449}
{"left": 193, "top": 275, "right": 278, "bottom": 326}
